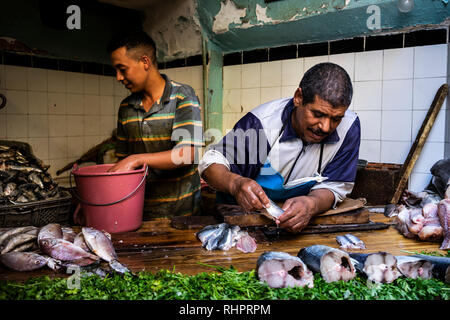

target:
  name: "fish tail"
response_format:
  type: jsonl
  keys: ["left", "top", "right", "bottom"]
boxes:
{"left": 109, "top": 260, "right": 130, "bottom": 274}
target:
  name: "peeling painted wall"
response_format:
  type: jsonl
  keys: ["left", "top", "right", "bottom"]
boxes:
{"left": 143, "top": 0, "right": 203, "bottom": 62}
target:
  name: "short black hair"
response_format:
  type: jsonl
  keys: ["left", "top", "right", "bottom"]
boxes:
{"left": 300, "top": 62, "right": 353, "bottom": 108}
{"left": 107, "top": 32, "right": 157, "bottom": 65}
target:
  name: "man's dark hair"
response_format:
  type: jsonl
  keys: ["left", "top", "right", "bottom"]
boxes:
{"left": 107, "top": 32, "right": 157, "bottom": 66}
{"left": 299, "top": 62, "right": 353, "bottom": 108}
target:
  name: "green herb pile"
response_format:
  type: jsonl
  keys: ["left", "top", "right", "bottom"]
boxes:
{"left": 0, "top": 251, "right": 448, "bottom": 300}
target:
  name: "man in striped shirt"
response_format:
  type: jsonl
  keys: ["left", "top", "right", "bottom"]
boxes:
{"left": 108, "top": 32, "right": 203, "bottom": 218}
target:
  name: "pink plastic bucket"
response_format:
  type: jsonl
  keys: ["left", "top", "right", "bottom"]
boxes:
{"left": 71, "top": 164, "right": 148, "bottom": 233}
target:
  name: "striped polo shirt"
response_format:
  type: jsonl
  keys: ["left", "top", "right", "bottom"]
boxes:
{"left": 115, "top": 74, "right": 203, "bottom": 218}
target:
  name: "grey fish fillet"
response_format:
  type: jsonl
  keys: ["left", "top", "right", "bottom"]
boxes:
{"left": 395, "top": 256, "right": 433, "bottom": 279}
{"left": 217, "top": 225, "right": 240, "bottom": 251}
{"left": 297, "top": 245, "right": 356, "bottom": 282}
{"left": 82, "top": 227, "right": 129, "bottom": 274}
{"left": 196, "top": 223, "right": 230, "bottom": 250}
{"left": 257, "top": 251, "right": 314, "bottom": 289}
{"left": 411, "top": 254, "right": 450, "bottom": 283}
{"left": 437, "top": 199, "right": 450, "bottom": 250}
{"left": 0, "top": 226, "right": 37, "bottom": 247}
{"left": 205, "top": 224, "right": 230, "bottom": 250}
{"left": 349, "top": 252, "right": 402, "bottom": 284}
{"left": 1, "top": 228, "right": 39, "bottom": 254}
{"left": 0, "top": 252, "right": 48, "bottom": 271}
{"left": 39, "top": 237, "right": 100, "bottom": 262}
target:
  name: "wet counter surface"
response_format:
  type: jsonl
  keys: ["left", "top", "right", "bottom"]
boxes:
{"left": 0, "top": 212, "right": 447, "bottom": 282}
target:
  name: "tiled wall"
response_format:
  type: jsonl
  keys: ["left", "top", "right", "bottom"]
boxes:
{"left": 222, "top": 44, "right": 448, "bottom": 192}
{"left": 0, "top": 63, "right": 203, "bottom": 181}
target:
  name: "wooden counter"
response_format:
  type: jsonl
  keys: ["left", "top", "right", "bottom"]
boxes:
{"left": 0, "top": 212, "right": 447, "bottom": 282}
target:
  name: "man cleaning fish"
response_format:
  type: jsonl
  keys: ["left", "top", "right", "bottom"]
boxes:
{"left": 107, "top": 32, "right": 204, "bottom": 219}
{"left": 199, "top": 62, "right": 360, "bottom": 233}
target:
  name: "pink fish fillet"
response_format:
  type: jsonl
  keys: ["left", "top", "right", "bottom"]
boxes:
{"left": 395, "top": 206, "right": 416, "bottom": 238}
{"left": 405, "top": 208, "right": 424, "bottom": 235}
{"left": 419, "top": 202, "right": 443, "bottom": 241}
{"left": 437, "top": 199, "right": 450, "bottom": 250}
{"left": 235, "top": 232, "right": 257, "bottom": 253}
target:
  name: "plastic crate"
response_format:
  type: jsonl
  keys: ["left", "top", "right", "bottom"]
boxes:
{"left": 0, "top": 190, "right": 72, "bottom": 228}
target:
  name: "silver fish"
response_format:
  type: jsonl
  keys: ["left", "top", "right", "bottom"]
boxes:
{"left": 336, "top": 234, "right": 366, "bottom": 250}
{"left": 62, "top": 227, "right": 77, "bottom": 243}
{"left": 349, "top": 252, "right": 402, "bottom": 284}
{"left": 38, "top": 223, "right": 63, "bottom": 244}
{"left": 74, "top": 232, "right": 90, "bottom": 252}
{"left": 28, "top": 172, "right": 44, "bottom": 189}
{"left": 39, "top": 237, "right": 99, "bottom": 262}
{"left": 297, "top": 245, "right": 356, "bottom": 283}
{"left": 1, "top": 228, "right": 38, "bottom": 254}
{"left": 196, "top": 223, "right": 230, "bottom": 250}
{"left": 257, "top": 251, "right": 314, "bottom": 289}
{"left": 0, "top": 226, "right": 37, "bottom": 247}
{"left": 3, "top": 182, "right": 17, "bottom": 196}
{"left": 82, "top": 227, "right": 129, "bottom": 274}
{"left": 261, "top": 199, "right": 284, "bottom": 220}
{"left": 217, "top": 225, "right": 241, "bottom": 251}
{"left": 0, "top": 252, "right": 48, "bottom": 271}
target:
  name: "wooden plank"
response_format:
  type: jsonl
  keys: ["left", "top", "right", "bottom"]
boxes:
{"left": 310, "top": 208, "right": 370, "bottom": 225}
{"left": 170, "top": 216, "right": 219, "bottom": 230}
{"left": 391, "top": 84, "right": 448, "bottom": 204}
{"left": 216, "top": 204, "right": 275, "bottom": 227}
{"left": 318, "top": 197, "right": 367, "bottom": 216}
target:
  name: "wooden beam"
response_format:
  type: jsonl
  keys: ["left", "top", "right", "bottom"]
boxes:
{"left": 390, "top": 84, "right": 448, "bottom": 204}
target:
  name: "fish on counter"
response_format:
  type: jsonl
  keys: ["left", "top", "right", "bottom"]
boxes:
{"left": 437, "top": 199, "right": 450, "bottom": 250}
{"left": 260, "top": 199, "right": 284, "bottom": 221}
{"left": 196, "top": 223, "right": 258, "bottom": 252}
{"left": 349, "top": 252, "right": 402, "bottom": 284}
{"left": 418, "top": 200, "right": 443, "bottom": 241}
{"left": 257, "top": 251, "right": 314, "bottom": 289}
{"left": 37, "top": 223, "right": 63, "bottom": 244}
{"left": 395, "top": 256, "right": 434, "bottom": 280}
{"left": 0, "top": 228, "right": 38, "bottom": 254}
{"left": 411, "top": 254, "right": 450, "bottom": 283}
{"left": 297, "top": 245, "right": 356, "bottom": 283}
{"left": 39, "top": 237, "right": 100, "bottom": 262}
{"left": 0, "top": 252, "right": 49, "bottom": 272}
{"left": 82, "top": 227, "right": 130, "bottom": 274}
{"left": 336, "top": 234, "right": 366, "bottom": 250}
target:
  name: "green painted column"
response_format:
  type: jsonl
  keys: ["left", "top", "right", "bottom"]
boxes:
{"left": 202, "top": 35, "right": 223, "bottom": 146}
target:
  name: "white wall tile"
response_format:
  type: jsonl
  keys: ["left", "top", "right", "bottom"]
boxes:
{"left": 414, "top": 44, "right": 447, "bottom": 78}
{"left": 304, "top": 55, "right": 329, "bottom": 73}
{"left": 359, "top": 140, "right": 380, "bottom": 162}
{"left": 412, "top": 109, "right": 446, "bottom": 143}
{"left": 100, "top": 115, "right": 115, "bottom": 136}
{"left": 382, "top": 79, "right": 413, "bottom": 110}
{"left": 241, "top": 88, "right": 260, "bottom": 113}
{"left": 242, "top": 63, "right": 261, "bottom": 88}
{"left": 47, "top": 70, "right": 66, "bottom": 93}
{"left": 383, "top": 47, "right": 414, "bottom": 80}
{"left": 84, "top": 74, "right": 99, "bottom": 95}
{"left": 413, "top": 142, "right": 445, "bottom": 173}
{"left": 28, "top": 115, "right": 48, "bottom": 138}
{"left": 49, "top": 137, "right": 67, "bottom": 160}
{"left": 355, "top": 51, "right": 383, "bottom": 81}
{"left": 381, "top": 110, "right": 412, "bottom": 141}
{"left": 409, "top": 172, "right": 432, "bottom": 192}
{"left": 27, "top": 68, "right": 47, "bottom": 92}
{"left": 99, "top": 76, "right": 114, "bottom": 96}
{"left": 66, "top": 72, "right": 84, "bottom": 94}
{"left": 84, "top": 136, "right": 99, "bottom": 151}
{"left": 261, "top": 61, "right": 282, "bottom": 88}
{"left": 281, "top": 86, "right": 298, "bottom": 98}
{"left": 67, "top": 136, "right": 85, "bottom": 158}
{"left": 67, "top": 115, "right": 84, "bottom": 136}
{"left": 353, "top": 81, "right": 382, "bottom": 110}
{"left": 223, "top": 89, "right": 242, "bottom": 113}
{"left": 223, "top": 65, "right": 242, "bottom": 90}
{"left": 100, "top": 95, "right": 115, "bottom": 115}
{"left": 47, "top": 92, "right": 66, "bottom": 115}
{"left": 7, "top": 114, "right": 27, "bottom": 138}
{"left": 83, "top": 95, "right": 100, "bottom": 115}
{"left": 380, "top": 140, "right": 411, "bottom": 164}
{"left": 48, "top": 115, "right": 67, "bottom": 137}
{"left": 281, "top": 58, "right": 303, "bottom": 86}
{"left": 260, "top": 86, "right": 281, "bottom": 104}
{"left": 329, "top": 53, "right": 355, "bottom": 82}
{"left": 28, "top": 137, "right": 49, "bottom": 161}
{"left": 413, "top": 77, "right": 447, "bottom": 110}
{"left": 5, "top": 66, "right": 27, "bottom": 90}
{"left": 66, "top": 94, "right": 84, "bottom": 115}
{"left": 84, "top": 115, "right": 101, "bottom": 136}
{"left": 355, "top": 110, "right": 381, "bottom": 140}
{"left": 6, "top": 90, "right": 28, "bottom": 114}
{"left": 190, "top": 66, "right": 203, "bottom": 90}
{"left": 28, "top": 91, "right": 48, "bottom": 115}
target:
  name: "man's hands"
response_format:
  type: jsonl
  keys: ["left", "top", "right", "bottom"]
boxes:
{"left": 230, "top": 176, "right": 270, "bottom": 212}
{"left": 276, "top": 196, "right": 316, "bottom": 233}
{"left": 108, "top": 154, "right": 143, "bottom": 172}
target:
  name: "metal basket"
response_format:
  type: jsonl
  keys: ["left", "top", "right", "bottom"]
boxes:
{"left": 0, "top": 190, "right": 72, "bottom": 227}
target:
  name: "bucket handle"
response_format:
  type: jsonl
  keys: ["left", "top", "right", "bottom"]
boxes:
{"left": 69, "top": 164, "right": 148, "bottom": 207}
